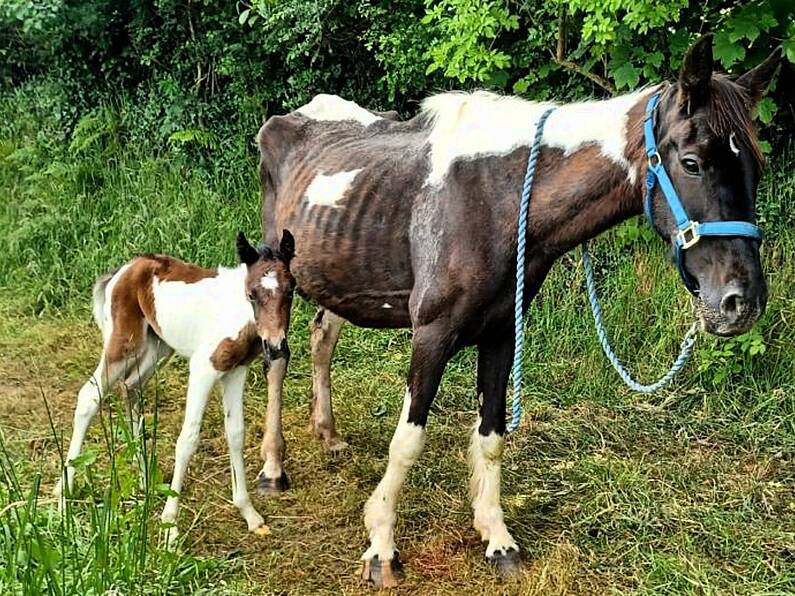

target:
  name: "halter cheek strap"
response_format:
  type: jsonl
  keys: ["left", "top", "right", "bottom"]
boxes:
{"left": 643, "top": 93, "right": 763, "bottom": 293}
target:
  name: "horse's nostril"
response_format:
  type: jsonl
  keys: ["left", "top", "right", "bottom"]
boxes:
{"left": 720, "top": 291, "right": 744, "bottom": 320}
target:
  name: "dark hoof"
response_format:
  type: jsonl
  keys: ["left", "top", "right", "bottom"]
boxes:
{"left": 361, "top": 554, "right": 404, "bottom": 588}
{"left": 256, "top": 471, "right": 289, "bottom": 495}
{"left": 488, "top": 548, "right": 522, "bottom": 578}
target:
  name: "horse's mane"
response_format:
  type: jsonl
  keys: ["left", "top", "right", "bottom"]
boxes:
{"left": 701, "top": 75, "right": 764, "bottom": 168}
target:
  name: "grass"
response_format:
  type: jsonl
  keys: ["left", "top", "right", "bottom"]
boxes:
{"left": 1, "top": 81, "right": 795, "bottom": 594}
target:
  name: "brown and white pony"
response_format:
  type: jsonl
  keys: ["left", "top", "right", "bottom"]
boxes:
{"left": 55, "top": 231, "right": 295, "bottom": 546}
{"left": 256, "top": 36, "right": 780, "bottom": 585}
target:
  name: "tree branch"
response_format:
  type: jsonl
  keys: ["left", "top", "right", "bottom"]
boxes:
{"left": 554, "top": 58, "right": 616, "bottom": 95}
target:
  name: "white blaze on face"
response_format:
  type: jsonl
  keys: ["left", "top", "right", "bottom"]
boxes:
{"left": 421, "top": 89, "right": 649, "bottom": 187}
{"left": 297, "top": 94, "right": 381, "bottom": 126}
{"left": 261, "top": 271, "right": 279, "bottom": 291}
{"left": 305, "top": 169, "right": 362, "bottom": 207}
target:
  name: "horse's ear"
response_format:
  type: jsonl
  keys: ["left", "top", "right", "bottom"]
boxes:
{"left": 280, "top": 229, "right": 295, "bottom": 263}
{"left": 736, "top": 47, "right": 782, "bottom": 105}
{"left": 236, "top": 232, "right": 260, "bottom": 266}
{"left": 679, "top": 33, "right": 714, "bottom": 109}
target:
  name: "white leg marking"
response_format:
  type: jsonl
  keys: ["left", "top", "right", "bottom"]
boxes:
{"left": 160, "top": 359, "right": 217, "bottom": 546}
{"left": 220, "top": 366, "right": 265, "bottom": 531}
{"left": 304, "top": 169, "right": 363, "bottom": 207}
{"left": 362, "top": 389, "right": 425, "bottom": 561}
{"left": 469, "top": 417, "right": 517, "bottom": 557}
{"left": 55, "top": 357, "right": 125, "bottom": 501}
{"left": 310, "top": 310, "right": 347, "bottom": 449}
{"left": 259, "top": 357, "right": 287, "bottom": 480}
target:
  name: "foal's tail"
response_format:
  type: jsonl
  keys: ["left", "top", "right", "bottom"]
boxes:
{"left": 92, "top": 267, "right": 119, "bottom": 331}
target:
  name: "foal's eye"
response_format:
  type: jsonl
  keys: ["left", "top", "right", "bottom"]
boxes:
{"left": 680, "top": 157, "right": 701, "bottom": 176}
{"left": 246, "top": 292, "right": 255, "bottom": 303}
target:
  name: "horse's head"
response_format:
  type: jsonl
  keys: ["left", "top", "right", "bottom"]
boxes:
{"left": 648, "top": 34, "right": 780, "bottom": 336}
{"left": 236, "top": 230, "right": 296, "bottom": 364}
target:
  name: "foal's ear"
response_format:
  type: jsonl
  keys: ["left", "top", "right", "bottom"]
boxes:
{"left": 679, "top": 33, "right": 714, "bottom": 109}
{"left": 736, "top": 47, "right": 782, "bottom": 105}
{"left": 280, "top": 229, "right": 295, "bottom": 263}
{"left": 236, "top": 231, "right": 260, "bottom": 266}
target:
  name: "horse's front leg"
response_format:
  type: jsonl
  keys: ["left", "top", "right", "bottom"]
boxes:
{"left": 361, "top": 320, "right": 453, "bottom": 588}
{"left": 309, "top": 308, "right": 348, "bottom": 450}
{"left": 470, "top": 328, "right": 522, "bottom": 576}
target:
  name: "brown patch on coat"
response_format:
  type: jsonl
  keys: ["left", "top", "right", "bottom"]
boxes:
{"left": 104, "top": 255, "right": 218, "bottom": 363}
{"left": 209, "top": 322, "right": 262, "bottom": 371}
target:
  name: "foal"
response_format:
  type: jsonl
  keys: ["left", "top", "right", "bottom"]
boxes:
{"left": 55, "top": 231, "right": 295, "bottom": 545}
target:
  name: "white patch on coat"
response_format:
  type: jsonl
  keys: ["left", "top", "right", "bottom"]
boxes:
{"left": 468, "top": 416, "right": 517, "bottom": 557}
{"left": 362, "top": 388, "right": 425, "bottom": 561}
{"left": 305, "top": 169, "right": 363, "bottom": 207}
{"left": 297, "top": 94, "right": 381, "bottom": 126}
{"left": 260, "top": 271, "right": 279, "bottom": 291}
{"left": 421, "top": 89, "right": 650, "bottom": 186}
{"left": 152, "top": 264, "right": 254, "bottom": 360}
{"left": 381, "top": 302, "right": 392, "bottom": 309}
{"left": 729, "top": 132, "right": 740, "bottom": 156}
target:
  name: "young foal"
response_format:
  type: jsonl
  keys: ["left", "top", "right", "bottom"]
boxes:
{"left": 55, "top": 231, "right": 295, "bottom": 545}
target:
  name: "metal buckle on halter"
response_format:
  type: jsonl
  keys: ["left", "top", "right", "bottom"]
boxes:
{"left": 647, "top": 150, "right": 661, "bottom": 168}
{"left": 677, "top": 221, "right": 700, "bottom": 249}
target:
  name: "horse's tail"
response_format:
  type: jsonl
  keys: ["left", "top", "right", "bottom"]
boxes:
{"left": 91, "top": 267, "right": 119, "bottom": 331}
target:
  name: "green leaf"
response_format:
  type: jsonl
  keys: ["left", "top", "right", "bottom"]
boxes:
{"left": 157, "top": 483, "right": 180, "bottom": 498}
{"left": 612, "top": 62, "right": 639, "bottom": 90}
{"left": 69, "top": 450, "right": 97, "bottom": 469}
{"left": 713, "top": 31, "right": 745, "bottom": 68}
{"left": 238, "top": 8, "right": 250, "bottom": 25}
{"left": 756, "top": 97, "right": 777, "bottom": 124}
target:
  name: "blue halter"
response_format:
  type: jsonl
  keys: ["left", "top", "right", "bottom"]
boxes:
{"left": 643, "top": 92, "right": 763, "bottom": 293}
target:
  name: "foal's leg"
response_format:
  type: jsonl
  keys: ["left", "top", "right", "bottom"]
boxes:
{"left": 54, "top": 355, "right": 127, "bottom": 501}
{"left": 160, "top": 359, "right": 218, "bottom": 547}
{"left": 219, "top": 366, "right": 266, "bottom": 532}
{"left": 121, "top": 339, "right": 173, "bottom": 484}
{"left": 257, "top": 352, "right": 290, "bottom": 494}
{"left": 309, "top": 308, "right": 347, "bottom": 450}
{"left": 470, "top": 331, "right": 521, "bottom": 575}
{"left": 361, "top": 321, "right": 454, "bottom": 588}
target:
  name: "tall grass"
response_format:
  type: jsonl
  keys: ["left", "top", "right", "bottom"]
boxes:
{"left": 0, "top": 377, "right": 230, "bottom": 594}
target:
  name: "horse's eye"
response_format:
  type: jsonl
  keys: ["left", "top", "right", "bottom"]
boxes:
{"left": 247, "top": 292, "right": 255, "bottom": 303}
{"left": 681, "top": 157, "right": 701, "bottom": 176}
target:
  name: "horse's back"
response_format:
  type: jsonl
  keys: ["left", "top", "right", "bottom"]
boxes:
{"left": 258, "top": 95, "right": 431, "bottom": 327}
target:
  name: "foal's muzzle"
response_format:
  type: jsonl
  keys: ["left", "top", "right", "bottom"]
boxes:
{"left": 262, "top": 339, "right": 290, "bottom": 372}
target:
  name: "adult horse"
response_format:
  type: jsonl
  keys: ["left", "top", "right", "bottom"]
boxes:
{"left": 255, "top": 35, "right": 779, "bottom": 586}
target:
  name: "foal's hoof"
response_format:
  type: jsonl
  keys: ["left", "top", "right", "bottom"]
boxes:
{"left": 361, "top": 554, "right": 404, "bottom": 588}
{"left": 325, "top": 436, "right": 349, "bottom": 452}
{"left": 256, "top": 471, "right": 289, "bottom": 495}
{"left": 488, "top": 547, "right": 522, "bottom": 578}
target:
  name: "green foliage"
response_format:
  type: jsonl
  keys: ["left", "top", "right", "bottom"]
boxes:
{"left": 697, "top": 328, "right": 767, "bottom": 386}
{"left": 422, "top": 0, "right": 518, "bottom": 85}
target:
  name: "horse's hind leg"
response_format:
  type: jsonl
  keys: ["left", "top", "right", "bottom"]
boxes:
{"left": 309, "top": 308, "right": 347, "bottom": 451}
{"left": 55, "top": 354, "right": 127, "bottom": 501}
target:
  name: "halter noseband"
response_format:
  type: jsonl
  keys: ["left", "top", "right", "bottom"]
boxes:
{"left": 643, "top": 91, "right": 763, "bottom": 294}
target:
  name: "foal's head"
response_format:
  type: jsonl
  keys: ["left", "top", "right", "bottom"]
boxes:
{"left": 236, "top": 230, "right": 296, "bottom": 363}
{"left": 648, "top": 35, "right": 780, "bottom": 336}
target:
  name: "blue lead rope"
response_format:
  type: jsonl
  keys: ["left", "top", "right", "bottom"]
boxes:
{"left": 509, "top": 107, "right": 555, "bottom": 433}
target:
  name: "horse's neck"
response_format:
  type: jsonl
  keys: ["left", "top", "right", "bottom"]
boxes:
{"left": 533, "top": 91, "right": 650, "bottom": 253}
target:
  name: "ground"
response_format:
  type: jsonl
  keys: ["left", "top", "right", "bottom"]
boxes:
{"left": 2, "top": 290, "right": 794, "bottom": 595}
